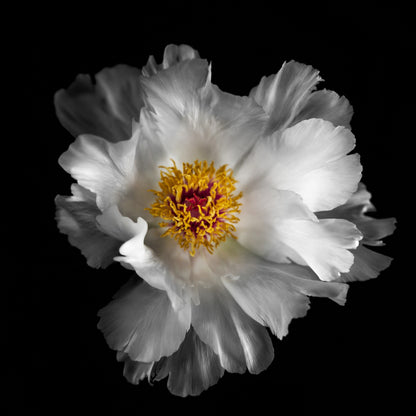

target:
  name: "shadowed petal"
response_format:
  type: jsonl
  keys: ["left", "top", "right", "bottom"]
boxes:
{"left": 55, "top": 65, "right": 142, "bottom": 142}
{"left": 213, "top": 241, "right": 348, "bottom": 338}
{"left": 139, "top": 60, "right": 267, "bottom": 177}
{"left": 55, "top": 184, "right": 119, "bottom": 268}
{"left": 154, "top": 328, "right": 224, "bottom": 397}
{"left": 116, "top": 328, "right": 224, "bottom": 397}
{"left": 58, "top": 133, "right": 139, "bottom": 211}
{"left": 238, "top": 118, "right": 362, "bottom": 213}
{"left": 142, "top": 44, "right": 200, "bottom": 76}
{"left": 97, "top": 281, "right": 191, "bottom": 362}
{"left": 237, "top": 187, "right": 362, "bottom": 281}
{"left": 339, "top": 246, "right": 393, "bottom": 282}
{"left": 318, "top": 183, "right": 396, "bottom": 282}
{"left": 192, "top": 280, "right": 274, "bottom": 374}
{"left": 114, "top": 213, "right": 188, "bottom": 310}
{"left": 250, "top": 60, "right": 321, "bottom": 134}
{"left": 292, "top": 89, "right": 353, "bottom": 128}
{"left": 116, "top": 352, "right": 154, "bottom": 385}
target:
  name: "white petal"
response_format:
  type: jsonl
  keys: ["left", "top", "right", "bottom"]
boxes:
{"left": 140, "top": 60, "right": 266, "bottom": 172}
{"left": 153, "top": 328, "right": 224, "bottom": 397}
{"left": 292, "top": 89, "right": 353, "bottom": 128}
{"left": 55, "top": 184, "right": 119, "bottom": 268}
{"left": 214, "top": 241, "right": 348, "bottom": 338}
{"left": 142, "top": 44, "right": 200, "bottom": 77}
{"left": 240, "top": 118, "right": 362, "bottom": 212}
{"left": 116, "top": 352, "right": 154, "bottom": 385}
{"left": 277, "top": 219, "right": 362, "bottom": 281}
{"left": 238, "top": 188, "right": 317, "bottom": 263}
{"left": 141, "top": 58, "right": 210, "bottom": 116}
{"left": 96, "top": 205, "right": 145, "bottom": 242}
{"left": 319, "top": 183, "right": 397, "bottom": 245}
{"left": 222, "top": 271, "right": 309, "bottom": 339}
{"left": 58, "top": 133, "right": 138, "bottom": 211}
{"left": 317, "top": 183, "right": 395, "bottom": 282}
{"left": 97, "top": 281, "right": 191, "bottom": 362}
{"left": 338, "top": 245, "right": 393, "bottom": 282}
{"left": 238, "top": 186, "right": 362, "bottom": 280}
{"left": 192, "top": 281, "right": 274, "bottom": 374}
{"left": 357, "top": 218, "right": 397, "bottom": 245}
{"left": 115, "top": 217, "right": 187, "bottom": 310}
{"left": 250, "top": 60, "right": 321, "bottom": 133}
{"left": 55, "top": 65, "right": 142, "bottom": 141}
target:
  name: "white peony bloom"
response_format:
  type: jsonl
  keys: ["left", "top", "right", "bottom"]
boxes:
{"left": 55, "top": 44, "right": 396, "bottom": 397}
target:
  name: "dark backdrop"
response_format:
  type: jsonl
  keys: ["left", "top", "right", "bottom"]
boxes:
{"left": 27, "top": 3, "right": 412, "bottom": 415}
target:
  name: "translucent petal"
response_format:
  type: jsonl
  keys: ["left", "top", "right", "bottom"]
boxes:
{"left": 292, "top": 89, "right": 353, "bottom": 128}
{"left": 97, "top": 281, "right": 191, "bottom": 362}
{"left": 55, "top": 65, "right": 142, "bottom": 142}
{"left": 58, "top": 133, "right": 139, "bottom": 211}
{"left": 237, "top": 187, "right": 362, "bottom": 280}
{"left": 55, "top": 184, "right": 119, "bottom": 268}
{"left": 238, "top": 118, "right": 362, "bottom": 212}
{"left": 214, "top": 241, "right": 348, "bottom": 338}
{"left": 192, "top": 281, "right": 274, "bottom": 374}
{"left": 250, "top": 60, "right": 321, "bottom": 133}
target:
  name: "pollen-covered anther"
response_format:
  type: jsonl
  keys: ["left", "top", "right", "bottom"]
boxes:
{"left": 147, "top": 160, "right": 242, "bottom": 256}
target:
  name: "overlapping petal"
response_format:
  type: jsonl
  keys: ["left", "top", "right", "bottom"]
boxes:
{"left": 206, "top": 240, "right": 348, "bottom": 338}
{"left": 97, "top": 280, "right": 191, "bottom": 362}
{"left": 237, "top": 187, "right": 362, "bottom": 281}
{"left": 250, "top": 60, "right": 353, "bottom": 133}
{"left": 238, "top": 118, "right": 362, "bottom": 213}
{"left": 55, "top": 65, "right": 143, "bottom": 142}
{"left": 292, "top": 89, "right": 353, "bottom": 128}
{"left": 318, "top": 183, "right": 396, "bottom": 282}
{"left": 191, "top": 273, "right": 274, "bottom": 374}
{"left": 55, "top": 44, "right": 201, "bottom": 143}
{"left": 58, "top": 132, "right": 139, "bottom": 211}
{"left": 55, "top": 184, "right": 119, "bottom": 268}
{"left": 250, "top": 60, "right": 321, "bottom": 134}
{"left": 116, "top": 328, "right": 224, "bottom": 397}
{"left": 98, "top": 207, "right": 187, "bottom": 310}
{"left": 139, "top": 59, "right": 267, "bottom": 179}
{"left": 142, "top": 44, "right": 200, "bottom": 77}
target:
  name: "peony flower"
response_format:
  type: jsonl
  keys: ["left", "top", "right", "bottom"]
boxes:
{"left": 55, "top": 44, "right": 396, "bottom": 396}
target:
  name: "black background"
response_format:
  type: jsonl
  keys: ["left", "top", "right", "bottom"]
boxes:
{"left": 26, "top": 3, "right": 412, "bottom": 415}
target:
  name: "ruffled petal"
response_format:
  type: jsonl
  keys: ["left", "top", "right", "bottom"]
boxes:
{"left": 237, "top": 188, "right": 316, "bottom": 263}
{"left": 97, "top": 281, "right": 191, "bottom": 362}
{"left": 318, "top": 183, "right": 396, "bottom": 245}
{"left": 55, "top": 184, "right": 119, "bottom": 268}
{"left": 238, "top": 118, "right": 362, "bottom": 212}
{"left": 55, "top": 65, "right": 142, "bottom": 142}
{"left": 318, "top": 183, "right": 396, "bottom": 282}
{"left": 142, "top": 44, "right": 200, "bottom": 77}
{"left": 154, "top": 328, "right": 224, "bottom": 397}
{"left": 58, "top": 133, "right": 139, "bottom": 211}
{"left": 114, "top": 213, "right": 187, "bottom": 310}
{"left": 140, "top": 60, "right": 267, "bottom": 174}
{"left": 249, "top": 60, "right": 321, "bottom": 134}
{"left": 116, "top": 328, "right": 224, "bottom": 397}
{"left": 222, "top": 272, "right": 309, "bottom": 339}
{"left": 211, "top": 240, "right": 348, "bottom": 338}
{"left": 237, "top": 187, "right": 362, "bottom": 280}
{"left": 292, "top": 89, "right": 353, "bottom": 128}
{"left": 192, "top": 279, "right": 274, "bottom": 374}
{"left": 276, "top": 219, "right": 362, "bottom": 281}
{"left": 116, "top": 352, "right": 154, "bottom": 385}
{"left": 339, "top": 246, "right": 393, "bottom": 282}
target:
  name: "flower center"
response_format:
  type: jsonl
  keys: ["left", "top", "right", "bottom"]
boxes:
{"left": 147, "top": 160, "right": 242, "bottom": 256}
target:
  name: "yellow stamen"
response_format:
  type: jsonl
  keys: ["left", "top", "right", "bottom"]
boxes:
{"left": 147, "top": 160, "right": 242, "bottom": 256}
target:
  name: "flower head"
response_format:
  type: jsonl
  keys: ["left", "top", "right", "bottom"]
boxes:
{"left": 55, "top": 44, "right": 396, "bottom": 396}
